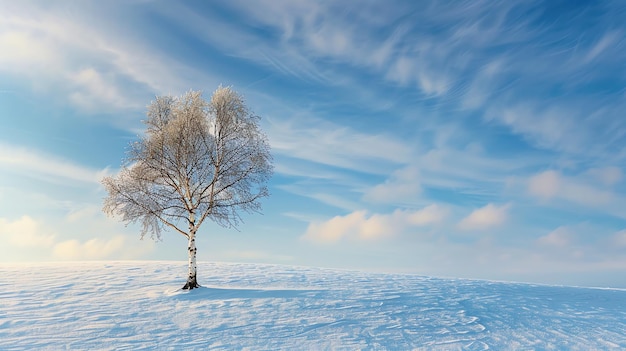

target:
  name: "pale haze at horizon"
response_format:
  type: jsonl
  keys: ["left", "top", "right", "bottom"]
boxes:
{"left": 1, "top": 1, "right": 626, "bottom": 288}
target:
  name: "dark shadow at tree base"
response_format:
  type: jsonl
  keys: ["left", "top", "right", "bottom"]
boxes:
{"left": 182, "top": 279, "right": 200, "bottom": 290}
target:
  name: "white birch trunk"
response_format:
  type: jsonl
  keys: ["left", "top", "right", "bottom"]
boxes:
{"left": 184, "top": 231, "right": 198, "bottom": 289}
{"left": 183, "top": 212, "right": 199, "bottom": 290}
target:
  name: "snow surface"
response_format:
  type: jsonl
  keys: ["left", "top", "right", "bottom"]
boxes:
{"left": 1, "top": 261, "right": 625, "bottom": 350}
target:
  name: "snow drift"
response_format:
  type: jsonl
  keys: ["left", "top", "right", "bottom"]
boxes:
{"left": 1, "top": 261, "right": 625, "bottom": 350}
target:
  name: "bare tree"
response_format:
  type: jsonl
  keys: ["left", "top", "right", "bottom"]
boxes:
{"left": 102, "top": 87, "right": 273, "bottom": 289}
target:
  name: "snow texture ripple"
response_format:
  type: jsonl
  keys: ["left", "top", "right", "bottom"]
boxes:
{"left": 1, "top": 261, "right": 625, "bottom": 350}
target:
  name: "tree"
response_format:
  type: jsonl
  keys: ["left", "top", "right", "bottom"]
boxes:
{"left": 102, "top": 87, "right": 273, "bottom": 290}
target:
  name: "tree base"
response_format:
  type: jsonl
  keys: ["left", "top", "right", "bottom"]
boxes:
{"left": 182, "top": 278, "right": 200, "bottom": 290}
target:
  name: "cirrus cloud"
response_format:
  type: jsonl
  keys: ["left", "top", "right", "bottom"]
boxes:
{"left": 0, "top": 142, "right": 110, "bottom": 185}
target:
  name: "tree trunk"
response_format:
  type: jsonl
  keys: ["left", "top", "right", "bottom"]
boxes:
{"left": 182, "top": 230, "right": 199, "bottom": 290}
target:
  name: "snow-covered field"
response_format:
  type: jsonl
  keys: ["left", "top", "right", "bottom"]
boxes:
{"left": 1, "top": 261, "right": 625, "bottom": 350}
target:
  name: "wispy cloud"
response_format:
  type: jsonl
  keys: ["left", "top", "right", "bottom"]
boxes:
{"left": 583, "top": 30, "right": 621, "bottom": 64}
{"left": 0, "top": 2, "right": 206, "bottom": 113}
{"left": 485, "top": 101, "right": 626, "bottom": 159}
{"left": 0, "top": 143, "right": 109, "bottom": 185}
{"left": 68, "top": 68, "right": 135, "bottom": 111}
{"left": 277, "top": 182, "right": 362, "bottom": 212}
{"left": 267, "top": 117, "right": 412, "bottom": 174}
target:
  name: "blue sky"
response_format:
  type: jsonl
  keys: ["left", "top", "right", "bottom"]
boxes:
{"left": 1, "top": 0, "right": 626, "bottom": 287}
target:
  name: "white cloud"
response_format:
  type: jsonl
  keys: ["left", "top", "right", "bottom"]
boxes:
{"left": 0, "top": 30, "right": 61, "bottom": 71}
{"left": 303, "top": 210, "right": 368, "bottom": 244}
{"left": 363, "top": 166, "right": 421, "bottom": 204}
{"left": 458, "top": 203, "right": 510, "bottom": 231}
{"left": 485, "top": 99, "right": 626, "bottom": 160}
{"left": 68, "top": 68, "right": 135, "bottom": 111}
{"left": 0, "top": 143, "right": 107, "bottom": 184}
{"left": 303, "top": 205, "right": 447, "bottom": 244}
{"left": 611, "top": 230, "right": 626, "bottom": 247}
{"left": 586, "top": 167, "right": 622, "bottom": 186}
{"left": 0, "top": 216, "right": 56, "bottom": 248}
{"left": 487, "top": 104, "right": 578, "bottom": 153}
{"left": 386, "top": 56, "right": 413, "bottom": 85}
{"left": 417, "top": 69, "right": 449, "bottom": 97}
{"left": 537, "top": 227, "right": 571, "bottom": 248}
{"left": 308, "top": 22, "right": 352, "bottom": 57}
{"left": 383, "top": 51, "right": 451, "bottom": 96}
{"left": 65, "top": 205, "right": 101, "bottom": 223}
{"left": 527, "top": 170, "right": 616, "bottom": 207}
{"left": 53, "top": 236, "right": 126, "bottom": 260}
{"left": 528, "top": 170, "right": 560, "bottom": 199}
{"left": 54, "top": 206, "right": 155, "bottom": 261}
{"left": 0, "top": 212, "right": 154, "bottom": 261}
{"left": 406, "top": 204, "right": 448, "bottom": 226}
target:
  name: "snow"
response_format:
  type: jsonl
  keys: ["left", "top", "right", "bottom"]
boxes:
{"left": 1, "top": 261, "right": 625, "bottom": 350}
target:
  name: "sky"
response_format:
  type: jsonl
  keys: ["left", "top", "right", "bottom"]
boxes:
{"left": 1, "top": 0, "right": 626, "bottom": 288}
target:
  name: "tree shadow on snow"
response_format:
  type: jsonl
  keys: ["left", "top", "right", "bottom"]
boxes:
{"left": 167, "top": 286, "right": 325, "bottom": 301}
